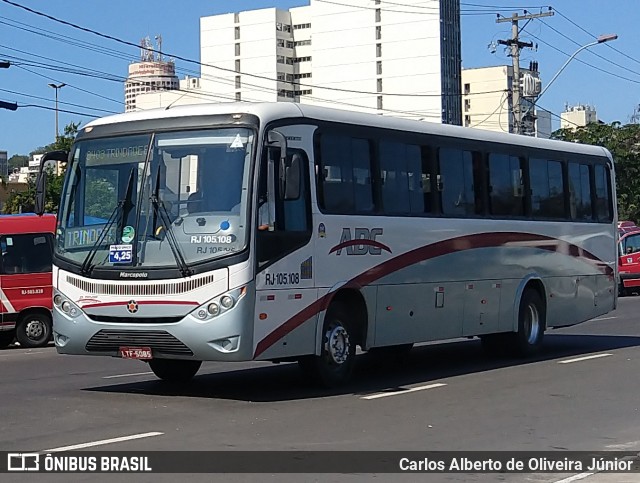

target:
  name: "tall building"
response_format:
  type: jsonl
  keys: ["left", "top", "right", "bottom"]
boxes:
{"left": 461, "top": 65, "right": 551, "bottom": 138}
{"left": 560, "top": 104, "right": 597, "bottom": 130}
{"left": 0, "top": 150, "right": 7, "bottom": 179}
{"left": 125, "top": 36, "right": 180, "bottom": 111}
{"left": 142, "top": 0, "right": 462, "bottom": 124}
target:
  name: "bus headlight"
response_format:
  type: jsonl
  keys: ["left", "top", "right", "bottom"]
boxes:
{"left": 54, "top": 291, "right": 82, "bottom": 319}
{"left": 220, "top": 295, "right": 234, "bottom": 309}
{"left": 192, "top": 287, "right": 246, "bottom": 321}
{"left": 207, "top": 303, "right": 220, "bottom": 316}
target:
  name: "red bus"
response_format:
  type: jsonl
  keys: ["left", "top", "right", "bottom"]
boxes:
{"left": 618, "top": 222, "right": 640, "bottom": 296}
{"left": 0, "top": 214, "right": 55, "bottom": 348}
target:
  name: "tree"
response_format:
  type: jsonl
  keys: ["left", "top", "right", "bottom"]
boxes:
{"left": 2, "top": 121, "right": 79, "bottom": 214}
{"left": 552, "top": 122, "right": 640, "bottom": 222}
{"left": 8, "top": 154, "right": 28, "bottom": 171}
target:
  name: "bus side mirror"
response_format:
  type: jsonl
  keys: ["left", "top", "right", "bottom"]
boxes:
{"left": 283, "top": 154, "right": 301, "bottom": 200}
{"left": 34, "top": 150, "right": 68, "bottom": 216}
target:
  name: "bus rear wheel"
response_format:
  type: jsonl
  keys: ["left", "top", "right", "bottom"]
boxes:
{"left": 16, "top": 313, "right": 52, "bottom": 348}
{"left": 299, "top": 302, "right": 356, "bottom": 388}
{"left": 511, "top": 289, "right": 545, "bottom": 356}
{"left": 148, "top": 359, "right": 202, "bottom": 383}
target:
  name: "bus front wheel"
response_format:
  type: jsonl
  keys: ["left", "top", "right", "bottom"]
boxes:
{"left": 299, "top": 302, "right": 356, "bottom": 387}
{"left": 148, "top": 359, "right": 202, "bottom": 382}
{"left": 16, "top": 312, "right": 52, "bottom": 348}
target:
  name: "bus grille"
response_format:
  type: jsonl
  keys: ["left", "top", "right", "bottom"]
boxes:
{"left": 86, "top": 315, "right": 184, "bottom": 324}
{"left": 66, "top": 273, "right": 217, "bottom": 296}
{"left": 85, "top": 330, "right": 193, "bottom": 356}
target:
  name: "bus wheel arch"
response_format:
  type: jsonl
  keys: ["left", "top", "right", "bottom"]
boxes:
{"left": 513, "top": 278, "right": 547, "bottom": 356}
{"left": 15, "top": 308, "right": 52, "bottom": 348}
{"left": 300, "top": 288, "right": 368, "bottom": 387}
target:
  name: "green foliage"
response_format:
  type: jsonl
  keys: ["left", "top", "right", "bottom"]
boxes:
{"left": 552, "top": 122, "right": 640, "bottom": 223}
{"left": 2, "top": 121, "right": 79, "bottom": 214}
{"left": 8, "top": 154, "right": 28, "bottom": 171}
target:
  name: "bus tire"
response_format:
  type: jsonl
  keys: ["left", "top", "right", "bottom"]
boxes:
{"left": 511, "top": 289, "right": 546, "bottom": 356}
{"left": 148, "top": 359, "right": 202, "bottom": 383}
{"left": 299, "top": 302, "right": 356, "bottom": 387}
{"left": 0, "top": 330, "right": 15, "bottom": 348}
{"left": 15, "top": 312, "right": 52, "bottom": 348}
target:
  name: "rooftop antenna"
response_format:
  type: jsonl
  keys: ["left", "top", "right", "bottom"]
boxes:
{"left": 155, "top": 35, "right": 163, "bottom": 62}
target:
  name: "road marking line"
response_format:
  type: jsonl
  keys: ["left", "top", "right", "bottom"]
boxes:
{"left": 558, "top": 353, "right": 612, "bottom": 364}
{"left": 43, "top": 432, "right": 163, "bottom": 452}
{"left": 591, "top": 316, "right": 617, "bottom": 321}
{"left": 103, "top": 371, "right": 153, "bottom": 379}
{"left": 554, "top": 473, "right": 594, "bottom": 483}
{"left": 361, "top": 383, "right": 447, "bottom": 400}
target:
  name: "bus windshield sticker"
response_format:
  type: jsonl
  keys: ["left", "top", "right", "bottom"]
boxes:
{"left": 229, "top": 134, "right": 244, "bottom": 149}
{"left": 5, "top": 237, "right": 12, "bottom": 246}
{"left": 109, "top": 244, "right": 133, "bottom": 264}
{"left": 122, "top": 226, "right": 135, "bottom": 243}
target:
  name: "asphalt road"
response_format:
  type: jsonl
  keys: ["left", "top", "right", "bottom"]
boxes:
{"left": 2, "top": 296, "right": 640, "bottom": 483}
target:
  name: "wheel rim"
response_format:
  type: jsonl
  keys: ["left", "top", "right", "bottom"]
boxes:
{"left": 24, "top": 319, "right": 46, "bottom": 341}
{"left": 325, "top": 325, "right": 350, "bottom": 365}
{"left": 524, "top": 303, "right": 540, "bottom": 345}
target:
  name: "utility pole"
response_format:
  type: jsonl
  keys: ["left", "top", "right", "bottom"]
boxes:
{"left": 497, "top": 10, "right": 553, "bottom": 134}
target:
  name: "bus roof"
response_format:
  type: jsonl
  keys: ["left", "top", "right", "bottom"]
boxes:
{"left": 83, "top": 102, "right": 611, "bottom": 159}
{"left": 0, "top": 213, "right": 56, "bottom": 235}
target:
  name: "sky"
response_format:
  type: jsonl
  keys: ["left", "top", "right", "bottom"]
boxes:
{"left": 0, "top": 0, "right": 639, "bottom": 158}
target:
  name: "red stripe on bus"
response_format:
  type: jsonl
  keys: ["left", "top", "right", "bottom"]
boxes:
{"left": 253, "top": 231, "right": 613, "bottom": 358}
{"left": 81, "top": 300, "right": 199, "bottom": 309}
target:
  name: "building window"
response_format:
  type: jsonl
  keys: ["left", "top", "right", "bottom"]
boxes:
{"left": 294, "top": 39, "right": 311, "bottom": 46}
{"left": 276, "top": 22, "right": 291, "bottom": 33}
{"left": 235, "top": 76, "right": 241, "bottom": 89}
{"left": 277, "top": 72, "right": 286, "bottom": 81}
{"left": 293, "top": 23, "right": 311, "bottom": 29}
{"left": 235, "top": 92, "right": 241, "bottom": 101}
{"left": 377, "top": 96, "right": 383, "bottom": 110}
{"left": 235, "top": 26, "right": 240, "bottom": 40}
{"left": 375, "top": 8, "right": 381, "bottom": 22}
{"left": 286, "top": 40, "right": 294, "bottom": 48}
{"left": 286, "top": 73, "right": 294, "bottom": 82}
{"left": 235, "top": 43, "right": 240, "bottom": 56}
{"left": 464, "top": 83, "right": 470, "bottom": 95}
{"left": 293, "top": 56, "right": 311, "bottom": 63}
{"left": 377, "top": 79, "right": 382, "bottom": 93}
{"left": 234, "top": 13, "right": 239, "bottom": 23}
{"left": 376, "top": 61, "right": 382, "bottom": 75}
{"left": 295, "top": 90, "right": 312, "bottom": 96}
{"left": 376, "top": 43, "right": 382, "bottom": 57}
{"left": 286, "top": 57, "right": 294, "bottom": 65}
{"left": 277, "top": 38, "right": 285, "bottom": 48}
{"left": 464, "top": 115, "right": 471, "bottom": 127}
{"left": 235, "top": 59, "right": 240, "bottom": 72}
{"left": 294, "top": 73, "right": 312, "bottom": 79}
{"left": 277, "top": 55, "right": 285, "bottom": 64}
{"left": 376, "top": 26, "right": 381, "bottom": 40}
{"left": 464, "top": 99, "right": 471, "bottom": 111}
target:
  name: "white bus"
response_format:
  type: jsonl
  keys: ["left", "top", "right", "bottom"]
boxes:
{"left": 36, "top": 102, "right": 617, "bottom": 387}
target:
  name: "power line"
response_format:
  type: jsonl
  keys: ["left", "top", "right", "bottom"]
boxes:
{"left": 0, "top": 86, "right": 118, "bottom": 114}
{"left": 553, "top": 8, "right": 640, "bottom": 68}
{"left": 0, "top": 0, "right": 477, "bottom": 99}
{"left": 522, "top": 29, "right": 640, "bottom": 85}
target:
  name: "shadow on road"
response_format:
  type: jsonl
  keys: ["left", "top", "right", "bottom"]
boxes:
{"left": 84, "top": 332, "right": 640, "bottom": 402}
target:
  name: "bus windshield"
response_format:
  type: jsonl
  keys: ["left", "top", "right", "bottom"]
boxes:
{"left": 56, "top": 127, "right": 254, "bottom": 270}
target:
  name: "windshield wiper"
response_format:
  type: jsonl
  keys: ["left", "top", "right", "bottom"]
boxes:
{"left": 148, "top": 166, "right": 192, "bottom": 277}
{"left": 80, "top": 168, "right": 135, "bottom": 276}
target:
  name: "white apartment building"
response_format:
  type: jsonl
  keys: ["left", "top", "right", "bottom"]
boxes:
{"left": 141, "top": 0, "right": 462, "bottom": 124}
{"left": 461, "top": 65, "right": 552, "bottom": 138}
{"left": 560, "top": 104, "right": 597, "bottom": 130}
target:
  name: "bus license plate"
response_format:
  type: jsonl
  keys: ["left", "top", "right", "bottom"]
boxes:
{"left": 119, "top": 347, "right": 152, "bottom": 360}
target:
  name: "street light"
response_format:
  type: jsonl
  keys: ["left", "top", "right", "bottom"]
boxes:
{"left": 522, "top": 34, "right": 618, "bottom": 126}
{"left": 47, "top": 82, "right": 66, "bottom": 139}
